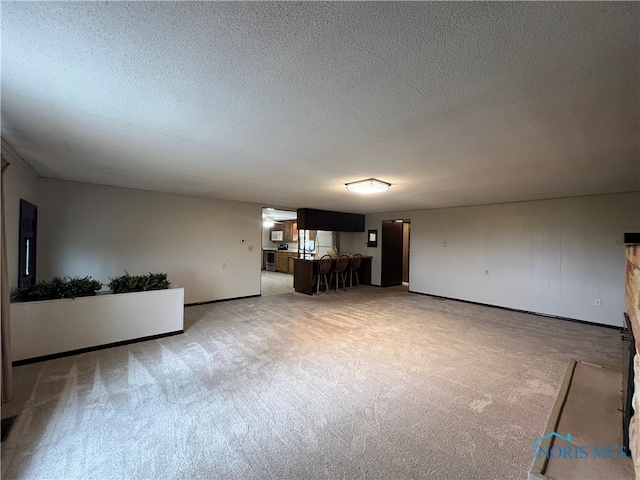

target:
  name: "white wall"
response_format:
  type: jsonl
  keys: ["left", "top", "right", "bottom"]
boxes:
{"left": 2, "top": 150, "right": 39, "bottom": 292}
{"left": 262, "top": 224, "right": 274, "bottom": 248}
{"left": 362, "top": 193, "right": 640, "bottom": 326}
{"left": 37, "top": 179, "right": 262, "bottom": 304}
{"left": 337, "top": 232, "right": 357, "bottom": 256}
{"left": 4, "top": 158, "right": 638, "bottom": 324}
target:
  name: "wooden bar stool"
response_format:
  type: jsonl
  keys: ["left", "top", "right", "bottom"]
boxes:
{"left": 349, "top": 253, "right": 363, "bottom": 288}
{"left": 314, "top": 255, "right": 333, "bottom": 295}
{"left": 332, "top": 255, "right": 350, "bottom": 292}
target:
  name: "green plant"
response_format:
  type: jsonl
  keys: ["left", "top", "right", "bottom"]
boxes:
{"left": 64, "top": 276, "right": 103, "bottom": 298}
{"left": 108, "top": 272, "right": 170, "bottom": 294}
{"left": 10, "top": 276, "right": 102, "bottom": 302}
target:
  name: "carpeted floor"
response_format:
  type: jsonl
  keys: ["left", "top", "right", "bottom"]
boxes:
{"left": 1, "top": 287, "right": 622, "bottom": 479}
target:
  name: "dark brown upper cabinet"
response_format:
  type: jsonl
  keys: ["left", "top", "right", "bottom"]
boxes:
{"left": 297, "top": 208, "right": 364, "bottom": 232}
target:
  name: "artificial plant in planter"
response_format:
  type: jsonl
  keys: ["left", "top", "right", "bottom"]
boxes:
{"left": 11, "top": 276, "right": 103, "bottom": 302}
{"left": 108, "top": 272, "right": 170, "bottom": 294}
{"left": 10, "top": 272, "right": 183, "bottom": 363}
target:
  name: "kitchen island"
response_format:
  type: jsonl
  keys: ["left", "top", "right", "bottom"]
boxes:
{"left": 293, "top": 256, "right": 372, "bottom": 295}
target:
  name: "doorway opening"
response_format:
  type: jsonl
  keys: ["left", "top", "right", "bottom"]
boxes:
{"left": 381, "top": 219, "right": 410, "bottom": 288}
{"left": 261, "top": 207, "right": 297, "bottom": 296}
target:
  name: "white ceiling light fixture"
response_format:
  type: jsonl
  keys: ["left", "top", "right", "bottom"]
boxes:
{"left": 345, "top": 178, "right": 391, "bottom": 194}
{"left": 262, "top": 215, "right": 275, "bottom": 227}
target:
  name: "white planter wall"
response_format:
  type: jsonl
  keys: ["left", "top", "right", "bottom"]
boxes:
{"left": 10, "top": 287, "right": 184, "bottom": 362}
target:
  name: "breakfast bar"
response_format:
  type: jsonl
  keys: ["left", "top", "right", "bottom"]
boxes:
{"left": 293, "top": 256, "right": 373, "bottom": 295}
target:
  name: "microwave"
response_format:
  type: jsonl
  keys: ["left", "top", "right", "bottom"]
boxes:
{"left": 271, "top": 230, "right": 283, "bottom": 241}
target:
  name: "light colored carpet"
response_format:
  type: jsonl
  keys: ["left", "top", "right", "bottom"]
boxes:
{"left": 1, "top": 287, "right": 622, "bottom": 479}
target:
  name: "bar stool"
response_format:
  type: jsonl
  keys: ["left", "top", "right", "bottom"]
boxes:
{"left": 314, "top": 255, "right": 333, "bottom": 295}
{"left": 349, "top": 253, "right": 363, "bottom": 288}
{"left": 332, "top": 255, "right": 350, "bottom": 292}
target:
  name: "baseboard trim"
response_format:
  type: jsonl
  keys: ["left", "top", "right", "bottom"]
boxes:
{"left": 185, "top": 294, "right": 261, "bottom": 307}
{"left": 408, "top": 291, "right": 622, "bottom": 330}
{"left": 12, "top": 330, "right": 184, "bottom": 367}
{"left": 1, "top": 416, "right": 17, "bottom": 443}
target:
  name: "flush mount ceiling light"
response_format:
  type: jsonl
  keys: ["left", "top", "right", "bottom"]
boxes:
{"left": 262, "top": 215, "right": 275, "bottom": 228}
{"left": 345, "top": 178, "right": 391, "bottom": 194}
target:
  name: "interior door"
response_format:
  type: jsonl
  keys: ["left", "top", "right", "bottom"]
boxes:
{"left": 381, "top": 220, "right": 403, "bottom": 287}
{"left": 402, "top": 222, "right": 410, "bottom": 283}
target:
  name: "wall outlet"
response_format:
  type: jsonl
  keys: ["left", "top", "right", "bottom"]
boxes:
{"left": 248, "top": 245, "right": 253, "bottom": 252}
{"left": 594, "top": 298, "right": 601, "bottom": 306}
{"left": 485, "top": 269, "right": 489, "bottom": 275}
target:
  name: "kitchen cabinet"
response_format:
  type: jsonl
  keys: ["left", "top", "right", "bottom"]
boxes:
{"left": 275, "top": 251, "right": 297, "bottom": 274}
{"left": 283, "top": 221, "right": 298, "bottom": 243}
{"left": 283, "top": 222, "right": 291, "bottom": 242}
{"left": 297, "top": 208, "right": 365, "bottom": 232}
{"left": 270, "top": 221, "right": 298, "bottom": 243}
{"left": 276, "top": 253, "right": 287, "bottom": 273}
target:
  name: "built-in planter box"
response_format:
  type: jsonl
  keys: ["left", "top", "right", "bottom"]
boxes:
{"left": 10, "top": 286, "right": 184, "bottom": 363}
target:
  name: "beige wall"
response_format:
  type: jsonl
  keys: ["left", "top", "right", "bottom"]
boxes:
{"left": 362, "top": 193, "right": 640, "bottom": 326}
{"left": 36, "top": 179, "right": 262, "bottom": 304}
{"left": 337, "top": 232, "right": 357, "bottom": 256}
{"left": 4, "top": 157, "right": 638, "bottom": 324}
{"left": 262, "top": 223, "right": 274, "bottom": 248}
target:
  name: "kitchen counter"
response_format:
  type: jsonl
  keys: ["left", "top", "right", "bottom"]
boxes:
{"left": 263, "top": 247, "right": 313, "bottom": 256}
{"left": 264, "top": 250, "right": 314, "bottom": 275}
{"left": 293, "top": 256, "right": 372, "bottom": 295}
{"left": 263, "top": 247, "right": 301, "bottom": 253}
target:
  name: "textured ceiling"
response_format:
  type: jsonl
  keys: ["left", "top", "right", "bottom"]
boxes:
{"left": 2, "top": 2, "right": 638, "bottom": 213}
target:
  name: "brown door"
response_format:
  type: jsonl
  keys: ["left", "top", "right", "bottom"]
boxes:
{"left": 402, "top": 222, "right": 410, "bottom": 283}
{"left": 381, "top": 220, "right": 403, "bottom": 287}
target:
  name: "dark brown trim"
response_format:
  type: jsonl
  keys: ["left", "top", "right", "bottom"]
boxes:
{"left": 12, "top": 330, "right": 184, "bottom": 366}
{"left": 185, "top": 294, "right": 260, "bottom": 307}
{"left": 408, "top": 291, "right": 623, "bottom": 330}
{"left": 624, "top": 233, "right": 640, "bottom": 244}
{"left": 1, "top": 416, "right": 17, "bottom": 443}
